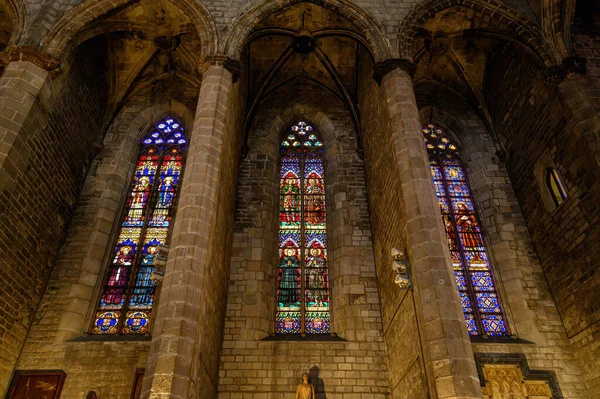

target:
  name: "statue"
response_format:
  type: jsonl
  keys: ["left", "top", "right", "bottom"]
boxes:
{"left": 295, "top": 373, "right": 315, "bottom": 399}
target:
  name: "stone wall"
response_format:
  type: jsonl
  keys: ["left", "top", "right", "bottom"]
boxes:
{"left": 13, "top": 75, "right": 200, "bottom": 398}
{"left": 218, "top": 80, "right": 390, "bottom": 399}
{"left": 485, "top": 42, "right": 600, "bottom": 397}
{"left": 0, "top": 35, "right": 109, "bottom": 395}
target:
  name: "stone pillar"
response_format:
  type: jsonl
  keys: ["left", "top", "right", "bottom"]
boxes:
{"left": 0, "top": 46, "right": 59, "bottom": 396}
{"left": 375, "top": 60, "right": 482, "bottom": 399}
{"left": 0, "top": 46, "right": 60, "bottom": 189}
{"left": 141, "top": 61, "right": 236, "bottom": 399}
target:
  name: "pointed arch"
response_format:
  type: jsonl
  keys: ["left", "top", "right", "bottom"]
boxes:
{"left": 398, "top": 0, "right": 561, "bottom": 66}
{"left": 1, "top": 0, "right": 27, "bottom": 45}
{"left": 91, "top": 115, "right": 189, "bottom": 335}
{"left": 39, "top": 0, "right": 217, "bottom": 60}
{"left": 223, "top": 0, "right": 391, "bottom": 62}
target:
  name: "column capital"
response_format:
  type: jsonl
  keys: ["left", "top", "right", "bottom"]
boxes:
{"left": 373, "top": 58, "right": 416, "bottom": 85}
{"left": 543, "top": 56, "right": 587, "bottom": 86}
{"left": 198, "top": 55, "right": 241, "bottom": 83}
{"left": 0, "top": 45, "right": 62, "bottom": 78}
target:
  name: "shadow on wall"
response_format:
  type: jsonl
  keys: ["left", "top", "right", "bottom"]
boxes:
{"left": 309, "top": 366, "right": 326, "bottom": 399}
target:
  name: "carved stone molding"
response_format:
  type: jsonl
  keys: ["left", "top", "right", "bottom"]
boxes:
{"left": 154, "top": 36, "right": 180, "bottom": 51}
{"left": 543, "top": 56, "right": 587, "bottom": 86}
{"left": 0, "top": 45, "right": 62, "bottom": 78}
{"left": 372, "top": 58, "right": 416, "bottom": 85}
{"left": 429, "top": 36, "right": 450, "bottom": 56}
{"left": 474, "top": 353, "right": 563, "bottom": 399}
{"left": 198, "top": 55, "right": 241, "bottom": 83}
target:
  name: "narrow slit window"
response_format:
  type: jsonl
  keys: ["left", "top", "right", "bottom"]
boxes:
{"left": 546, "top": 168, "right": 567, "bottom": 206}
{"left": 92, "top": 117, "right": 187, "bottom": 335}
{"left": 277, "top": 121, "right": 330, "bottom": 335}
{"left": 423, "top": 123, "right": 508, "bottom": 336}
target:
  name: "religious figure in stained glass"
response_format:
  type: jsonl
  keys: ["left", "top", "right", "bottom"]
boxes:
{"left": 92, "top": 117, "right": 187, "bottom": 335}
{"left": 277, "top": 121, "right": 330, "bottom": 335}
{"left": 423, "top": 123, "right": 508, "bottom": 336}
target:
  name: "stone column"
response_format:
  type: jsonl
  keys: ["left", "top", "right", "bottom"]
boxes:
{"left": 0, "top": 46, "right": 60, "bottom": 189}
{"left": 375, "top": 60, "right": 482, "bottom": 399}
{"left": 0, "top": 46, "right": 60, "bottom": 396}
{"left": 141, "top": 60, "right": 238, "bottom": 399}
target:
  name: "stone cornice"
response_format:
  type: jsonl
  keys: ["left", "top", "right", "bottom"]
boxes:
{"left": 543, "top": 56, "right": 587, "bottom": 86}
{"left": 198, "top": 55, "right": 241, "bottom": 83}
{"left": 0, "top": 46, "right": 62, "bottom": 78}
{"left": 373, "top": 58, "right": 416, "bottom": 85}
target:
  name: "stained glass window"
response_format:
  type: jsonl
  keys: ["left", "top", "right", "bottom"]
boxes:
{"left": 92, "top": 117, "right": 187, "bottom": 335}
{"left": 277, "top": 121, "right": 330, "bottom": 335}
{"left": 546, "top": 168, "right": 567, "bottom": 206}
{"left": 423, "top": 123, "right": 508, "bottom": 336}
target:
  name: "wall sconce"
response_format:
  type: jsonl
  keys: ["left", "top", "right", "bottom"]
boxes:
{"left": 391, "top": 248, "right": 412, "bottom": 289}
{"left": 151, "top": 244, "right": 170, "bottom": 285}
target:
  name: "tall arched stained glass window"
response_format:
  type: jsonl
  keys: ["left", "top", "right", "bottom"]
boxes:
{"left": 423, "top": 123, "right": 508, "bottom": 336}
{"left": 277, "top": 121, "right": 330, "bottom": 335}
{"left": 92, "top": 117, "right": 187, "bottom": 335}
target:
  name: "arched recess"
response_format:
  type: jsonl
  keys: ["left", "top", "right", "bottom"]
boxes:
{"left": 0, "top": 0, "right": 27, "bottom": 45}
{"left": 398, "top": 0, "right": 561, "bottom": 66}
{"left": 223, "top": 0, "right": 392, "bottom": 62}
{"left": 39, "top": 0, "right": 217, "bottom": 61}
{"left": 57, "top": 99, "right": 195, "bottom": 342}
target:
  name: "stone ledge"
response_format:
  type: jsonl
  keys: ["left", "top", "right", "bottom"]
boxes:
{"left": 69, "top": 334, "right": 152, "bottom": 342}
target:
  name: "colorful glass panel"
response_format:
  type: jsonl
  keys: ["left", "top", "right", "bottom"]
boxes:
{"left": 424, "top": 123, "right": 508, "bottom": 336}
{"left": 547, "top": 168, "right": 567, "bottom": 206}
{"left": 93, "top": 117, "right": 187, "bottom": 335}
{"left": 277, "top": 121, "right": 330, "bottom": 334}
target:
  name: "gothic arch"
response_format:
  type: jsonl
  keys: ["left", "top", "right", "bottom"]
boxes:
{"left": 1, "top": 0, "right": 27, "bottom": 44}
{"left": 398, "top": 0, "right": 561, "bottom": 66}
{"left": 223, "top": 0, "right": 391, "bottom": 62}
{"left": 39, "top": 0, "right": 217, "bottom": 60}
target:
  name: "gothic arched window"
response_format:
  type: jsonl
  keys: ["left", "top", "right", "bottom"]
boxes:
{"left": 277, "top": 121, "right": 330, "bottom": 335}
{"left": 423, "top": 123, "right": 508, "bottom": 336}
{"left": 92, "top": 117, "right": 187, "bottom": 335}
{"left": 546, "top": 168, "right": 567, "bottom": 206}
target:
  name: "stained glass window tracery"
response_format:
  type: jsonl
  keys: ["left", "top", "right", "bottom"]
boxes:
{"left": 277, "top": 121, "right": 330, "bottom": 335}
{"left": 423, "top": 123, "right": 508, "bottom": 336}
{"left": 92, "top": 117, "right": 187, "bottom": 335}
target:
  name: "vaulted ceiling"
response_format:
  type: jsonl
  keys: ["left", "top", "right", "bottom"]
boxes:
{"left": 74, "top": 0, "right": 203, "bottom": 117}
{"left": 244, "top": 3, "right": 369, "bottom": 134}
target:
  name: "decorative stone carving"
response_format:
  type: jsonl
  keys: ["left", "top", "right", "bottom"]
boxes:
{"left": 293, "top": 28, "right": 316, "bottom": 54}
{"left": 429, "top": 36, "right": 450, "bottom": 56}
{"left": 475, "top": 353, "right": 563, "bottom": 399}
{"left": 543, "top": 56, "right": 587, "bottom": 86}
{"left": 372, "top": 58, "right": 416, "bottom": 85}
{"left": 198, "top": 55, "right": 241, "bottom": 83}
{"left": 0, "top": 45, "right": 62, "bottom": 78}
{"left": 481, "top": 365, "right": 552, "bottom": 399}
{"left": 154, "top": 35, "right": 180, "bottom": 51}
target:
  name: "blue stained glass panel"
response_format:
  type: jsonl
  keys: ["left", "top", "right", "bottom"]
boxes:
{"left": 425, "top": 123, "right": 508, "bottom": 337}
{"left": 93, "top": 311, "right": 120, "bottom": 334}
{"left": 482, "top": 315, "right": 507, "bottom": 336}
{"left": 476, "top": 293, "right": 502, "bottom": 313}
{"left": 465, "top": 314, "right": 478, "bottom": 335}
{"left": 471, "top": 272, "right": 495, "bottom": 291}
{"left": 460, "top": 292, "right": 473, "bottom": 313}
